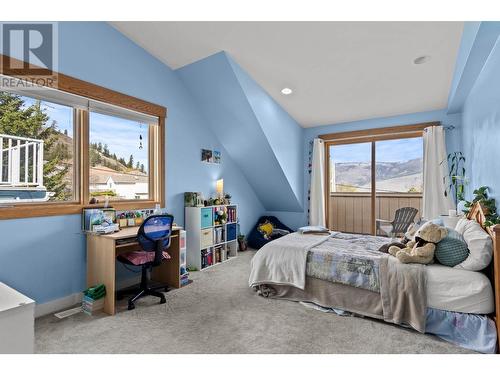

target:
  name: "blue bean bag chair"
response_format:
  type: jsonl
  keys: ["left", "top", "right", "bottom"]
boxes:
{"left": 247, "top": 216, "right": 293, "bottom": 250}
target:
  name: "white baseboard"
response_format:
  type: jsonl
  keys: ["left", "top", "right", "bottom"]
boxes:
{"left": 35, "top": 292, "right": 83, "bottom": 318}
{"left": 35, "top": 276, "right": 141, "bottom": 318}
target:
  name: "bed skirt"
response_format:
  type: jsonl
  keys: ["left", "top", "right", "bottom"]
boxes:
{"left": 256, "top": 277, "right": 497, "bottom": 354}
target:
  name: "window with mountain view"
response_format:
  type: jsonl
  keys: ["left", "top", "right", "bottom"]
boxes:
{"left": 327, "top": 134, "right": 423, "bottom": 235}
{"left": 89, "top": 111, "right": 150, "bottom": 202}
{"left": 329, "top": 137, "right": 423, "bottom": 194}
{"left": 375, "top": 138, "right": 423, "bottom": 193}
{"left": 0, "top": 91, "right": 75, "bottom": 203}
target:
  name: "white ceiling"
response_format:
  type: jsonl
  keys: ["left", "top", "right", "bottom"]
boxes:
{"left": 111, "top": 22, "right": 463, "bottom": 128}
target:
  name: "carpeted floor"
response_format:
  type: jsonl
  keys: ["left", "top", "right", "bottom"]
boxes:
{"left": 35, "top": 250, "right": 471, "bottom": 353}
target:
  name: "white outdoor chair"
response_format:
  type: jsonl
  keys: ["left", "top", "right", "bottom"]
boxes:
{"left": 376, "top": 207, "right": 418, "bottom": 238}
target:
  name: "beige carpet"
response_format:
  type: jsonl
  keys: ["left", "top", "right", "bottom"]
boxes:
{"left": 35, "top": 250, "right": 471, "bottom": 353}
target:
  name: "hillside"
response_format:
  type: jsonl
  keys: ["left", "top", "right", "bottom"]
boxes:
{"left": 53, "top": 131, "right": 145, "bottom": 176}
{"left": 333, "top": 158, "right": 422, "bottom": 193}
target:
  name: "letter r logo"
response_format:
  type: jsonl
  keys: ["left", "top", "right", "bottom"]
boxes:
{"left": 1, "top": 23, "right": 57, "bottom": 75}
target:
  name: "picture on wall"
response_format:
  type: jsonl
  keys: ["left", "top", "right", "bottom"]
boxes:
{"left": 201, "top": 149, "right": 213, "bottom": 163}
{"left": 213, "top": 150, "right": 221, "bottom": 164}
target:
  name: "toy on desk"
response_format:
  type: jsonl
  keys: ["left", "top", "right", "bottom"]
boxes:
{"left": 118, "top": 212, "right": 128, "bottom": 228}
{"left": 126, "top": 211, "right": 135, "bottom": 226}
{"left": 83, "top": 208, "right": 119, "bottom": 233}
{"left": 134, "top": 211, "right": 144, "bottom": 226}
{"left": 92, "top": 211, "right": 119, "bottom": 234}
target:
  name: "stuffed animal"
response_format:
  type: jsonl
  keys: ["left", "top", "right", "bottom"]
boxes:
{"left": 388, "top": 222, "right": 448, "bottom": 264}
{"left": 378, "top": 223, "right": 419, "bottom": 253}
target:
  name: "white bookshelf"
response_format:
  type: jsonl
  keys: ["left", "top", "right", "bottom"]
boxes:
{"left": 185, "top": 204, "right": 238, "bottom": 271}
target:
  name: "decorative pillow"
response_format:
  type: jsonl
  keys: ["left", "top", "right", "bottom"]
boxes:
{"left": 454, "top": 218, "right": 493, "bottom": 271}
{"left": 434, "top": 229, "right": 469, "bottom": 267}
{"left": 257, "top": 221, "right": 274, "bottom": 239}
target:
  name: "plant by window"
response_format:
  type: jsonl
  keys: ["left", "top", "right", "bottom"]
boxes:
{"left": 462, "top": 186, "right": 500, "bottom": 227}
{"left": 441, "top": 151, "right": 466, "bottom": 209}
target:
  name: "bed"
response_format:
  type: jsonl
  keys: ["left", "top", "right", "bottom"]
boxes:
{"left": 249, "top": 202, "right": 500, "bottom": 353}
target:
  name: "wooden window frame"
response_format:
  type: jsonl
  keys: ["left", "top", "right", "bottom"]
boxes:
{"left": 322, "top": 122, "right": 436, "bottom": 233}
{"left": 0, "top": 54, "right": 166, "bottom": 220}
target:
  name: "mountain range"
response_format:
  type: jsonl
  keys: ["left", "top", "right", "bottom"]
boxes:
{"left": 332, "top": 158, "right": 423, "bottom": 193}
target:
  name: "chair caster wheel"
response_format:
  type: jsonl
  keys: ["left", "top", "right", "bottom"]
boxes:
{"left": 164, "top": 287, "right": 169, "bottom": 293}
{"left": 159, "top": 297, "right": 166, "bottom": 304}
{"left": 128, "top": 303, "right": 135, "bottom": 310}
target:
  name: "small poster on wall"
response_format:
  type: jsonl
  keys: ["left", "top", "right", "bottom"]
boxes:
{"left": 213, "top": 150, "right": 221, "bottom": 164}
{"left": 201, "top": 149, "right": 221, "bottom": 164}
{"left": 201, "top": 149, "right": 213, "bottom": 163}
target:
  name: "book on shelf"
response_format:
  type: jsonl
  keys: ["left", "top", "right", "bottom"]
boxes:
{"left": 213, "top": 227, "right": 224, "bottom": 243}
{"left": 226, "top": 207, "right": 237, "bottom": 223}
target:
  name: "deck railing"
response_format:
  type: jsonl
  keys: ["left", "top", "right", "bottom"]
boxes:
{"left": 328, "top": 192, "right": 422, "bottom": 235}
{"left": 0, "top": 134, "right": 44, "bottom": 187}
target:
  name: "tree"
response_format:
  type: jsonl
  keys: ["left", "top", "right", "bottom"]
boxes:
{"left": 135, "top": 161, "right": 140, "bottom": 170}
{"left": 103, "top": 144, "right": 109, "bottom": 157}
{"left": 64, "top": 129, "right": 68, "bottom": 136}
{"left": 127, "top": 154, "right": 134, "bottom": 169}
{"left": 140, "top": 163, "right": 145, "bottom": 173}
{"left": 0, "top": 92, "right": 71, "bottom": 200}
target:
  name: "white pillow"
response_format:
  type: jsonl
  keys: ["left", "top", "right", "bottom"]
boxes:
{"left": 454, "top": 218, "right": 493, "bottom": 271}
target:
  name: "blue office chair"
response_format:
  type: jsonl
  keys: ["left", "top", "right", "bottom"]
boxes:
{"left": 117, "top": 214, "right": 174, "bottom": 310}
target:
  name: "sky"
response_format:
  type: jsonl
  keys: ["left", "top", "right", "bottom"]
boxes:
{"left": 330, "top": 137, "right": 423, "bottom": 163}
{"left": 89, "top": 112, "right": 149, "bottom": 171}
{"left": 20, "top": 95, "right": 149, "bottom": 171}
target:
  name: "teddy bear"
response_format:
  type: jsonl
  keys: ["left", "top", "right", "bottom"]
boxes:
{"left": 378, "top": 223, "right": 418, "bottom": 254}
{"left": 388, "top": 222, "right": 448, "bottom": 264}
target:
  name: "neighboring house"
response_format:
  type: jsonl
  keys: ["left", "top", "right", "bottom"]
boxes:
{"left": 89, "top": 166, "right": 148, "bottom": 200}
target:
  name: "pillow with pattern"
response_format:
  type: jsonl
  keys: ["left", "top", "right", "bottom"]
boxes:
{"left": 434, "top": 228, "right": 469, "bottom": 267}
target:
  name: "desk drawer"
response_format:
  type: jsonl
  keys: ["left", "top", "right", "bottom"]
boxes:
{"left": 200, "top": 229, "right": 213, "bottom": 248}
{"left": 200, "top": 208, "right": 213, "bottom": 228}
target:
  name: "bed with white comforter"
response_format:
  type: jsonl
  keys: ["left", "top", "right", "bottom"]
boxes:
{"left": 249, "top": 230, "right": 497, "bottom": 353}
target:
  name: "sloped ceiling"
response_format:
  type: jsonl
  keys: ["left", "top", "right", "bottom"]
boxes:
{"left": 111, "top": 21, "right": 463, "bottom": 127}
{"left": 177, "top": 52, "right": 303, "bottom": 212}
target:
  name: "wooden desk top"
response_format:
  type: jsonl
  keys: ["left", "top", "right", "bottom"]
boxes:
{"left": 86, "top": 225, "right": 183, "bottom": 240}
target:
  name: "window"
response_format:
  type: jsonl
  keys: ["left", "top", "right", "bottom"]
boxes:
{"left": 375, "top": 137, "right": 423, "bottom": 194}
{"left": 89, "top": 111, "right": 152, "bottom": 202}
{"left": 0, "top": 58, "right": 166, "bottom": 219}
{"left": 330, "top": 137, "right": 423, "bottom": 194}
{"left": 0, "top": 91, "right": 76, "bottom": 203}
{"left": 323, "top": 124, "right": 429, "bottom": 235}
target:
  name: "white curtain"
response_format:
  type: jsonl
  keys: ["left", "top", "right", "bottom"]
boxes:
{"left": 422, "top": 126, "right": 454, "bottom": 220}
{"left": 310, "top": 138, "right": 326, "bottom": 226}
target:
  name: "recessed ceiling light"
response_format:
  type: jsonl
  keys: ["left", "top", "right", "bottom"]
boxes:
{"left": 413, "top": 55, "right": 431, "bottom": 65}
{"left": 281, "top": 87, "right": 293, "bottom": 95}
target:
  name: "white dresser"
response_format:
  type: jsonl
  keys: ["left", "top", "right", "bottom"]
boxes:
{"left": 0, "top": 282, "right": 35, "bottom": 354}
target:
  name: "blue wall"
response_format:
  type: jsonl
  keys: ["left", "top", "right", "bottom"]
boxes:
{"left": 0, "top": 22, "right": 264, "bottom": 304}
{"left": 460, "top": 31, "right": 500, "bottom": 202}
{"left": 177, "top": 52, "right": 303, "bottom": 212}
{"left": 445, "top": 21, "right": 500, "bottom": 203}
{"left": 226, "top": 55, "right": 304, "bottom": 206}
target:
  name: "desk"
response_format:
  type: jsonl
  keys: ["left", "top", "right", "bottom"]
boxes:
{"left": 86, "top": 226, "right": 183, "bottom": 315}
